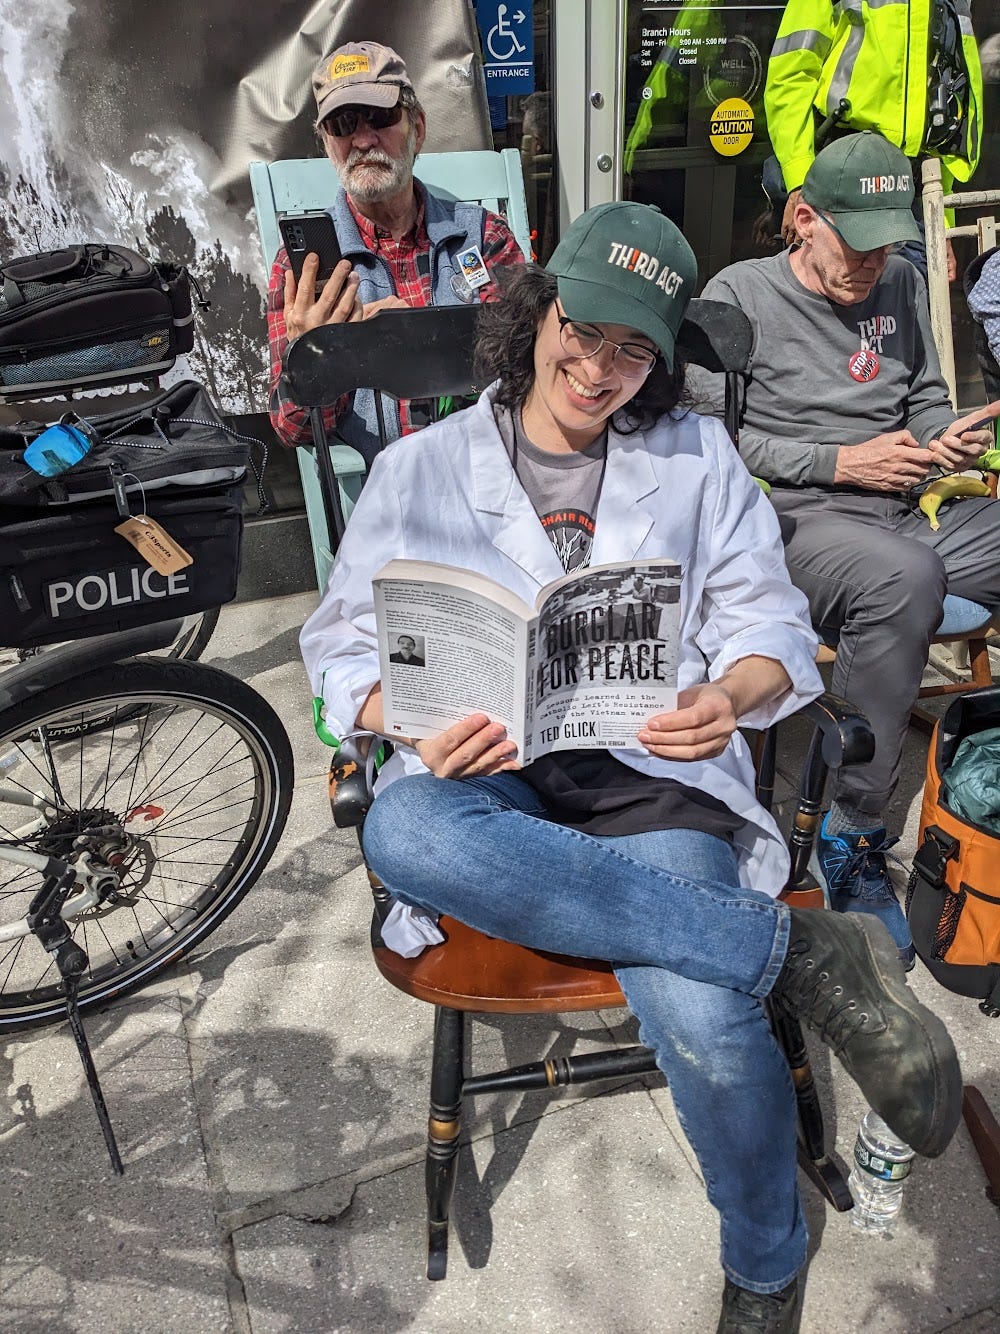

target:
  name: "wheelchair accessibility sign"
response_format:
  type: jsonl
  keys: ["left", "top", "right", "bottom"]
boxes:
{"left": 476, "top": 0, "right": 534, "bottom": 95}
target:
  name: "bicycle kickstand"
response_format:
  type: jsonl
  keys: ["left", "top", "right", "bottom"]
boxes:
{"left": 27, "top": 870, "right": 125, "bottom": 1175}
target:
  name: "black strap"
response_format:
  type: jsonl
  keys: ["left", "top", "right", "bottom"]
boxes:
{"left": 1, "top": 277, "right": 24, "bottom": 310}
{"left": 926, "top": 0, "right": 971, "bottom": 153}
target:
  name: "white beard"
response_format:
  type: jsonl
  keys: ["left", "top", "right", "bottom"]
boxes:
{"left": 336, "top": 122, "right": 418, "bottom": 203}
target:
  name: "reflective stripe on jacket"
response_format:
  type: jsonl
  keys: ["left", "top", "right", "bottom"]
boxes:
{"left": 764, "top": 0, "right": 983, "bottom": 193}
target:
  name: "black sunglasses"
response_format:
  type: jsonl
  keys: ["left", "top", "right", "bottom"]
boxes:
{"left": 322, "top": 103, "right": 404, "bottom": 138}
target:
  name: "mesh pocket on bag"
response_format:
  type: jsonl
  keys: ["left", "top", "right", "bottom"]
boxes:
{"left": 0, "top": 327, "right": 173, "bottom": 386}
{"left": 933, "top": 885, "right": 966, "bottom": 961}
{"left": 0, "top": 279, "right": 53, "bottom": 314}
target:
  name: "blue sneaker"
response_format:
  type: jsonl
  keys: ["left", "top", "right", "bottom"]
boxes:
{"left": 814, "top": 814, "right": 916, "bottom": 969}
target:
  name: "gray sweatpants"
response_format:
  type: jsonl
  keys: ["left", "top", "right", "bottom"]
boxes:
{"left": 770, "top": 488, "right": 1000, "bottom": 815}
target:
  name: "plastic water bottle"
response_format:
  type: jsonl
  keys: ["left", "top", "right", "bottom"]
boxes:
{"left": 848, "top": 1109, "right": 915, "bottom": 1233}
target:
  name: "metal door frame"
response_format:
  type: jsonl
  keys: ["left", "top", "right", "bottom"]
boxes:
{"left": 552, "top": 0, "right": 625, "bottom": 233}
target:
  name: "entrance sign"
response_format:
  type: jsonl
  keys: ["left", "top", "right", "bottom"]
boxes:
{"left": 477, "top": 0, "right": 535, "bottom": 96}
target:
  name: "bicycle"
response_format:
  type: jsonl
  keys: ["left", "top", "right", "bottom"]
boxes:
{"left": 0, "top": 617, "right": 294, "bottom": 1166}
{"left": 5, "top": 608, "right": 222, "bottom": 739}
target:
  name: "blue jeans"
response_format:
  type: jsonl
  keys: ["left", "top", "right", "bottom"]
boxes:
{"left": 363, "top": 771, "right": 807, "bottom": 1292}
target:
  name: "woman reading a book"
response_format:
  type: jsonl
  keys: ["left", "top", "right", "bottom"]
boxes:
{"left": 300, "top": 203, "right": 961, "bottom": 1330}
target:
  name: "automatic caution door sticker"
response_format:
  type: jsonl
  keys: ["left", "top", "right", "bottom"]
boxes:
{"left": 709, "top": 97, "right": 754, "bottom": 157}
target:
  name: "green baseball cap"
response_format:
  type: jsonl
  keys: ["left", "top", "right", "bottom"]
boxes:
{"left": 545, "top": 202, "right": 699, "bottom": 369}
{"left": 800, "top": 132, "right": 921, "bottom": 251}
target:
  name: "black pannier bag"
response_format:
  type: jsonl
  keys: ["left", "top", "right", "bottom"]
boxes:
{"left": 0, "top": 381, "right": 247, "bottom": 647}
{"left": 0, "top": 244, "right": 200, "bottom": 395}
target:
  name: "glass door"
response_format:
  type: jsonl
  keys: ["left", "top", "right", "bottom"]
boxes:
{"left": 554, "top": 0, "right": 785, "bottom": 284}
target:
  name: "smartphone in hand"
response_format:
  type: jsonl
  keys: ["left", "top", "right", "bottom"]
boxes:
{"left": 954, "top": 398, "right": 1000, "bottom": 434}
{"left": 279, "top": 212, "right": 344, "bottom": 285}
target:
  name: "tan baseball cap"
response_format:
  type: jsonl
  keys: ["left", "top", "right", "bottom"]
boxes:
{"left": 312, "top": 41, "right": 411, "bottom": 123}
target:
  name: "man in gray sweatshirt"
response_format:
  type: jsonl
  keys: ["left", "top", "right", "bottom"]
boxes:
{"left": 695, "top": 132, "right": 998, "bottom": 965}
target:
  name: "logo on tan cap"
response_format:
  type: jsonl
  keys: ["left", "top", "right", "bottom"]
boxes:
{"left": 329, "top": 54, "right": 371, "bottom": 80}
{"left": 312, "top": 41, "right": 411, "bottom": 122}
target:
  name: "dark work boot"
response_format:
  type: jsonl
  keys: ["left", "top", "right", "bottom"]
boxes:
{"left": 717, "top": 1277, "right": 800, "bottom": 1333}
{"left": 771, "top": 909, "right": 961, "bottom": 1158}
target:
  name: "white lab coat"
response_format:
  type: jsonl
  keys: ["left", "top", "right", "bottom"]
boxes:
{"left": 300, "top": 385, "right": 823, "bottom": 896}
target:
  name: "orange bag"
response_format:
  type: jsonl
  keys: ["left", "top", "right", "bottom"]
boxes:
{"left": 906, "top": 689, "right": 1000, "bottom": 1018}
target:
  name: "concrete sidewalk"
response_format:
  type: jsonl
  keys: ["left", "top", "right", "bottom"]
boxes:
{"left": 2, "top": 591, "right": 998, "bottom": 1334}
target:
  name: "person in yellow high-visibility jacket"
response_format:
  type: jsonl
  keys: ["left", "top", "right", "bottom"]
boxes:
{"left": 763, "top": 0, "right": 983, "bottom": 270}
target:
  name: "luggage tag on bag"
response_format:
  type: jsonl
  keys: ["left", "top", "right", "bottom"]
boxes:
{"left": 111, "top": 464, "right": 194, "bottom": 575}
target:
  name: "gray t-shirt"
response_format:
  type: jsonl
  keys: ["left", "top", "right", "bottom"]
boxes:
{"left": 495, "top": 404, "right": 607, "bottom": 570}
{"left": 490, "top": 401, "right": 744, "bottom": 844}
{"left": 688, "top": 250, "right": 954, "bottom": 487}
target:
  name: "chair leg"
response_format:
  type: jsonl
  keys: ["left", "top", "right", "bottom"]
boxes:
{"left": 769, "top": 1001, "right": 854, "bottom": 1212}
{"left": 426, "top": 1005, "right": 466, "bottom": 1280}
{"left": 969, "top": 635, "right": 994, "bottom": 689}
{"left": 912, "top": 634, "right": 994, "bottom": 731}
{"left": 962, "top": 1085, "right": 1000, "bottom": 1206}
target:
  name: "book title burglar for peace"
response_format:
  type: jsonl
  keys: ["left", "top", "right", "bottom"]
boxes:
{"left": 373, "top": 558, "right": 681, "bottom": 763}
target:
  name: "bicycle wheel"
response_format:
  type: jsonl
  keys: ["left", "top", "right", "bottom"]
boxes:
{"left": 9, "top": 608, "right": 223, "bottom": 742}
{"left": 163, "top": 607, "right": 221, "bottom": 663}
{"left": 0, "top": 659, "right": 293, "bottom": 1030}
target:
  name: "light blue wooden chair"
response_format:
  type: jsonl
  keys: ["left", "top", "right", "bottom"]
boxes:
{"left": 249, "top": 149, "right": 531, "bottom": 590}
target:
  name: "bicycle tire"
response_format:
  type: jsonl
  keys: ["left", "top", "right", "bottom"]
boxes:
{"left": 0, "top": 658, "right": 293, "bottom": 1030}
{"left": 9, "top": 608, "right": 223, "bottom": 742}
{"left": 164, "top": 607, "right": 221, "bottom": 663}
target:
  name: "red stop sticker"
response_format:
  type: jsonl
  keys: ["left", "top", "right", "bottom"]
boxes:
{"left": 848, "top": 348, "right": 880, "bottom": 382}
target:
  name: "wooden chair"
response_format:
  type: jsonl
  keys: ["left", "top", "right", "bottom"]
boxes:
{"left": 249, "top": 149, "right": 532, "bottom": 590}
{"left": 283, "top": 302, "right": 874, "bottom": 1278}
{"left": 331, "top": 698, "right": 873, "bottom": 1279}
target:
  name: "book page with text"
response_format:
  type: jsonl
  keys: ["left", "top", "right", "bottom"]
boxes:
{"left": 375, "top": 573, "right": 530, "bottom": 749}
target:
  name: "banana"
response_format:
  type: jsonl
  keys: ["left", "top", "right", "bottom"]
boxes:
{"left": 918, "top": 475, "right": 992, "bottom": 530}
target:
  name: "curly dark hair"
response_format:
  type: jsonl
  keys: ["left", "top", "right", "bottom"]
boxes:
{"left": 474, "top": 264, "right": 688, "bottom": 433}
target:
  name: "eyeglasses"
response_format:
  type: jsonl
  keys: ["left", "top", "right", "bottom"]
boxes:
{"left": 322, "top": 102, "right": 404, "bottom": 138}
{"left": 814, "top": 210, "right": 902, "bottom": 257}
{"left": 557, "top": 315, "right": 658, "bottom": 377}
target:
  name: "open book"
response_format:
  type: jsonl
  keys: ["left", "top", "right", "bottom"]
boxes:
{"left": 373, "top": 558, "right": 682, "bottom": 764}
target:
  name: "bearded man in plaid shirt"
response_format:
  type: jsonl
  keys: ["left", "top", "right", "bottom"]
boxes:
{"left": 266, "top": 39, "right": 525, "bottom": 463}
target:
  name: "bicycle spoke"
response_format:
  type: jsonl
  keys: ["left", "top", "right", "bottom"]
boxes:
{"left": 0, "top": 936, "right": 28, "bottom": 992}
{"left": 91, "top": 913, "right": 126, "bottom": 968}
{"left": 0, "top": 665, "right": 290, "bottom": 1026}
